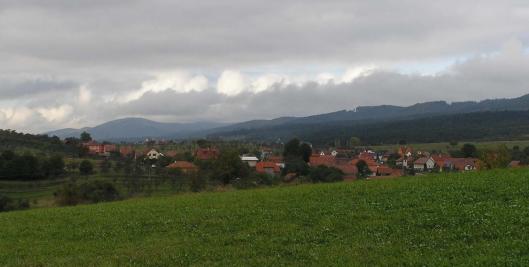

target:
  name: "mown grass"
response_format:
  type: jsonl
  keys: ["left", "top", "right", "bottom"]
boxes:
{"left": 1, "top": 169, "right": 529, "bottom": 266}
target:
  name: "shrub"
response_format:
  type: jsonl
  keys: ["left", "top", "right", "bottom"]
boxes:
{"left": 309, "top": 165, "right": 344, "bottom": 183}
{"left": 55, "top": 181, "right": 121, "bottom": 206}
{"left": 79, "top": 160, "right": 94, "bottom": 175}
{"left": 0, "top": 195, "right": 29, "bottom": 212}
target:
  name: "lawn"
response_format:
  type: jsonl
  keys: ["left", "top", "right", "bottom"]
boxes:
{"left": 1, "top": 169, "right": 529, "bottom": 266}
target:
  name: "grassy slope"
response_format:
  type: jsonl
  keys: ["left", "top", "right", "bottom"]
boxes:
{"left": 1, "top": 169, "right": 529, "bottom": 266}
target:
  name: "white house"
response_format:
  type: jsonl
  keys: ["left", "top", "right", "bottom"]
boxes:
{"left": 241, "top": 156, "right": 259, "bottom": 167}
{"left": 146, "top": 149, "right": 164, "bottom": 160}
{"left": 413, "top": 157, "right": 435, "bottom": 172}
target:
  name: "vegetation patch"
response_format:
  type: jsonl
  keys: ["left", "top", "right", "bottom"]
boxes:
{"left": 1, "top": 168, "right": 529, "bottom": 266}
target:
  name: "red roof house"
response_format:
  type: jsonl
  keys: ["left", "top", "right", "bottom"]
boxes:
{"left": 195, "top": 148, "right": 219, "bottom": 160}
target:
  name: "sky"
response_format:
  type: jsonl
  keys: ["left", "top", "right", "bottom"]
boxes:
{"left": 1, "top": 0, "right": 529, "bottom": 133}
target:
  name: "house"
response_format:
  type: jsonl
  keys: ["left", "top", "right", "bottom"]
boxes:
{"left": 398, "top": 146, "right": 413, "bottom": 158}
{"left": 432, "top": 154, "right": 451, "bottom": 171}
{"left": 413, "top": 157, "right": 435, "bottom": 172}
{"left": 195, "top": 148, "right": 219, "bottom": 160}
{"left": 334, "top": 163, "right": 358, "bottom": 180}
{"left": 166, "top": 161, "right": 198, "bottom": 173}
{"left": 241, "top": 156, "right": 259, "bottom": 167}
{"left": 119, "top": 145, "right": 135, "bottom": 157}
{"left": 395, "top": 157, "right": 409, "bottom": 168}
{"left": 103, "top": 144, "right": 117, "bottom": 153}
{"left": 146, "top": 149, "right": 164, "bottom": 160}
{"left": 309, "top": 154, "right": 336, "bottom": 167}
{"left": 84, "top": 141, "right": 104, "bottom": 155}
{"left": 451, "top": 158, "right": 478, "bottom": 171}
{"left": 256, "top": 161, "right": 281, "bottom": 175}
{"left": 267, "top": 156, "right": 285, "bottom": 168}
{"left": 508, "top": 160, "right": 521, "bottom": 168}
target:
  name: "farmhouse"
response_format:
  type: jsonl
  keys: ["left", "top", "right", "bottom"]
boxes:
{"left": 241, "top": 156, "right": 259, "bottom": 167}
{"left": 166, "top": 161, "right": 198, "bottom": 173}
{"left": 195, "top": 148, "right": 219, "bottom": 160}
{"left": 146, "top": 149, "right": 164, "bottom": 160}
{"left": 256, "top": 161, "right": 281, "bottom": 175}
{"left": 413, "top": 157, "right": 435, "bottom": 172}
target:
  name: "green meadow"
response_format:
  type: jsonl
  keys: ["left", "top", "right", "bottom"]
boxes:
{"left": 1, "top": 168, "right": 529, "bottom": 266}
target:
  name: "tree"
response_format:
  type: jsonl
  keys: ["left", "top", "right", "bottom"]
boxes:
{"left": 356, "top": 160, "right": 372, "bottom": 179}
{"left": 79, "top": 160, "right": 94, "bottom": 175}
{"left": 283, "top": 138, "right": 312, "bottom": 163}
{"left": 213, "top": 149, "right": 249, "bottom": 184}
{"left": 283, "top": 138, "right": 301, "bottom": 158}
{"left": 349, "top": 137, "right": 361, "bottom": 148}
{"left": 80, "top": 131, "right": 92, "bottom": 142}
{"left": 100, "top": 159, "right": 112, "bottom": 174}
{"left": 299, "top": 143, "right": 312, "bottom": 163}
{"left": 42, "top": 155, "right": 65, "bottom": 177}
{"left": 461, "top": 143, "right": 478, "bottom": 158}
{"left": 309, "top": 165, "right": 343, "bottom": 183}
{"left": 479, "top": 145, "right": 511, "bottom": 169}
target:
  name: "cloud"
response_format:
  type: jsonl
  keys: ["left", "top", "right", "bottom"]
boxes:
{"left": 0, "top": 1, "right": 529, "bottom": 132}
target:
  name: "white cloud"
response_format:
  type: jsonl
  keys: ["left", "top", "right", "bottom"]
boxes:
{"left": 217, "top": 70, "right": 248, "bottom": 96}
{"left": 77, "top": 86, "right": 92, "bottom": 106}
{"left": 122, "top": 71, "right": 209, "bottom": 102}
{"left": 37, "top": 104, "right": 73, "bottom": 123}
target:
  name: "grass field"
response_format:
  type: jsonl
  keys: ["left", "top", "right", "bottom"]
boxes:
{"left": 1, "top": 168, "right": 529, "bottom": 266}
{"left": 371, "top": 140, "right": 529, "bottom": 153}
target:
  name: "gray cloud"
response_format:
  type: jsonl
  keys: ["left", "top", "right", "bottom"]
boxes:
{"left": 0, "top": 1, "right": 528, "bottom": 133}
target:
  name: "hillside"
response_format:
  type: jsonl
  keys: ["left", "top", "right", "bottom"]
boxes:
{"left": 204, "top": 93, "right": 529, "bottom": 135}
{"left": 45, "top": 93, "right": 529, "bottom": 141}
{"left": 46, "top": 118, "right": 226, "bottom": 141}
{"left": 1, "top": 169, "right": 529, "bottom": 266}
{"left": 208, "top": 110, "right": 529, "bottom": 145}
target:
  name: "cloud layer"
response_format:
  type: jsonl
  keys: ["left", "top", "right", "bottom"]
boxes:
{"left": 0, "top": 1, "right": 528, "bottom": 132}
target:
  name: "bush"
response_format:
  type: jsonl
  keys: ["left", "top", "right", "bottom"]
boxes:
{"left": 55, "top": 181, "right": 121, "bottom": 206}
{"left": 0, "top": 195, "right": 29, "bottom": 212}
{"left": 309, "top": 166, "right": 344, "bottom": 183}
{"left": 79, "top": 160, "right": 94, "bottom": 175}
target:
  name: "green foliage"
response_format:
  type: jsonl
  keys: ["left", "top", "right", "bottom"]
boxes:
{"left": 479, "top": 145, "right": 512, "bottom": 169}
{"left": 349, "top": 136, "right": 361, "bottom": 148}
{"left": 3, "top": 169, "right": 529, "bottom": 265}
{"left": 79, "top": 160, "right": 94, "bottom": 175}
{"left": 0, "top": 194, "right": 29, "bottom": 212}
{"left": 356, "top": 160, "right": 371, "bottom": 178}
{"left": 309, "top": 165, "right": 343, "bottom": 183}
{"left": 282, "top": 158, "right": 309, "bottom": 176}
{"left": 55, "top": 181, "right": 121, "bottom": 206}
{"left": 99, "top": 159, "right": 112, "bottom": 174}
{"left": 212, "top": 149, "right": 249, "bottom": 184}
{"left": 0, "top": 151, "right": 65, "bottom": 180}
{"left": 80, "top": 131, "right": 92, "bottom": 142}
{"left": 461, "top": 143, "right": 478, "bottom": 158}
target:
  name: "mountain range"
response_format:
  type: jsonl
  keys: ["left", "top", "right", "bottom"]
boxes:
{"left": 46, "top": 93, "right": 529, "bottom": 141}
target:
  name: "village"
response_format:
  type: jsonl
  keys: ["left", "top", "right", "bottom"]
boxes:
{"left": 81, "top": 138, "right": 490, "bottom": 181}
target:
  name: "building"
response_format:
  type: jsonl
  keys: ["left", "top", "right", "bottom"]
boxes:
{"left": 241, "top": 156, "right": 259, "bottom": 167}
{"left": 256, "top": 161, "right": 281, "bottom": 175}
{"left": 146, "top": 149, "right": 164, "bottom": 160}
{"left": 119, "top": 145, "right": 135, "bottom": 157}
{"left": 413, "top": 157, "right": 435, "bottom": 172}
{"left": 166, "top": 161, "right": 198, "bottom": 173}
{"left": 195, "top": 148, "right": 219, "bottom": 160}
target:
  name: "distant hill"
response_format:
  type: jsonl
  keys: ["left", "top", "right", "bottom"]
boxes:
{"left": 46, "top": 93, "right": 529, "bottom": 141}
{"left": 46, "top": 118, "right": 226, "bottom": 141}
{"left": 206, "top": 110, "right": 529, "bottom": 145}
{"left": 200, "top": 94, "right": 529, "bottom": 138}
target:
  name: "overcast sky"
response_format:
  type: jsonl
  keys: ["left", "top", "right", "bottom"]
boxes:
{"left": 1, "top": 0, "right": 529, "bottom": 133}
